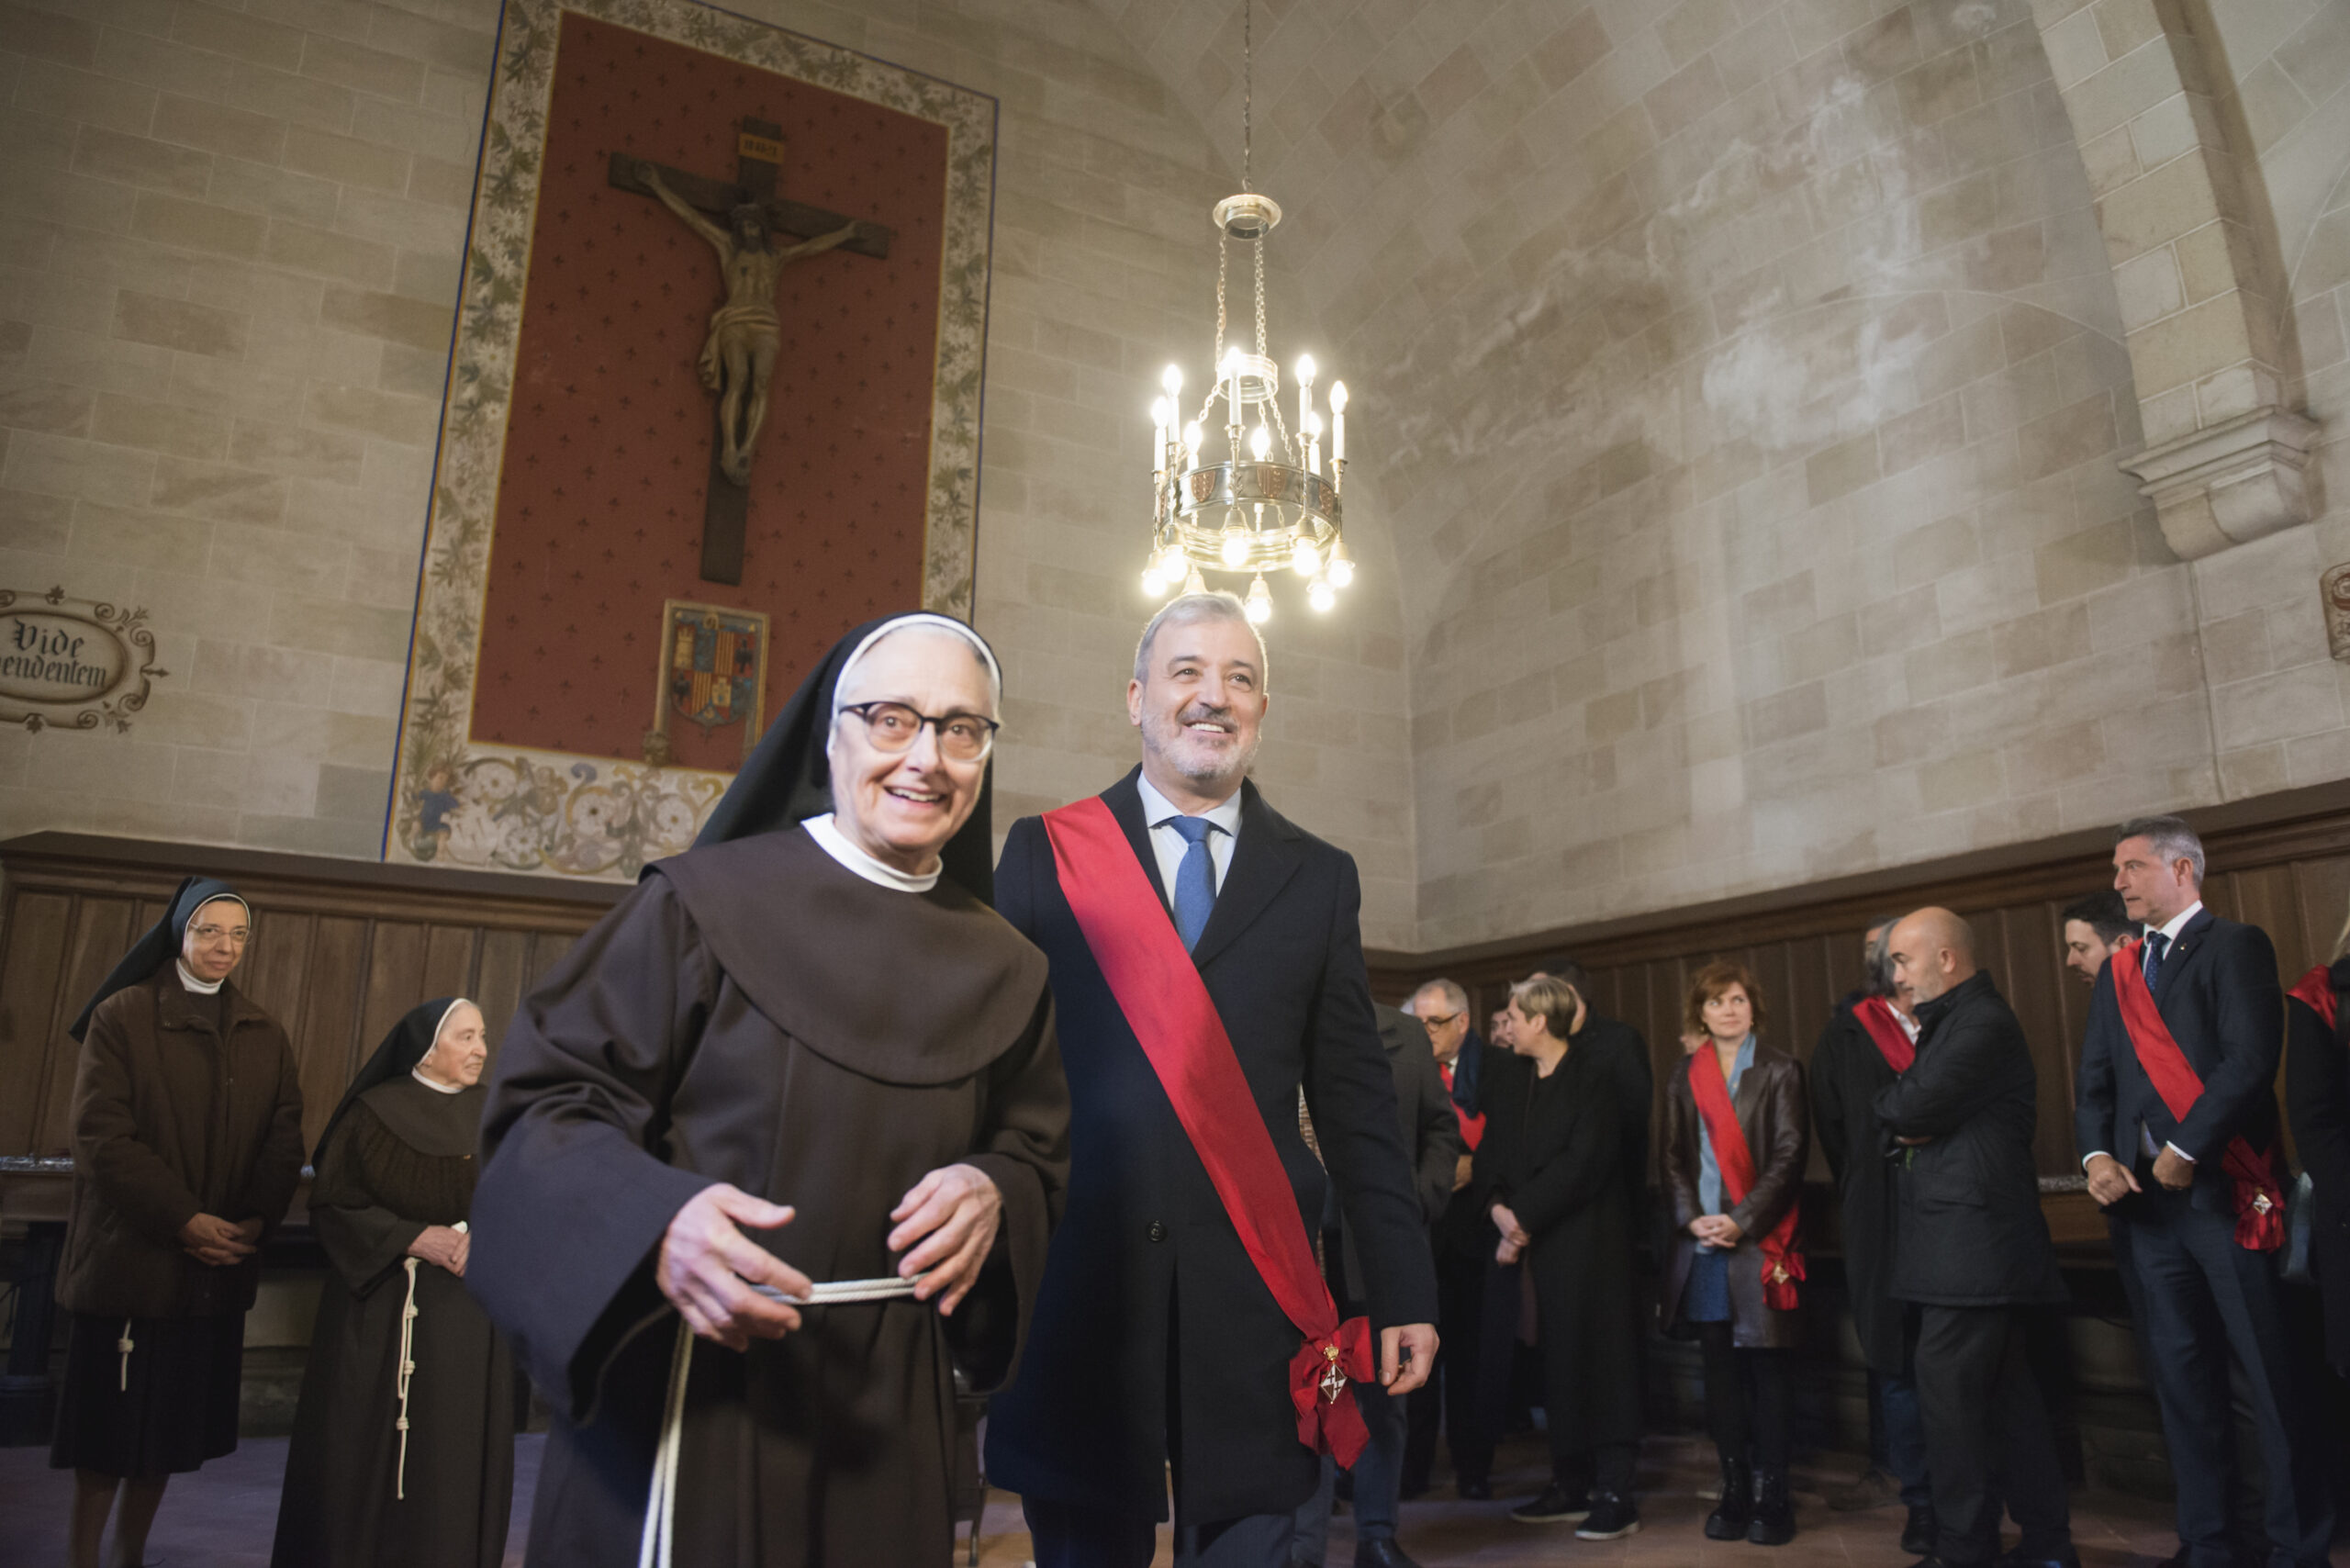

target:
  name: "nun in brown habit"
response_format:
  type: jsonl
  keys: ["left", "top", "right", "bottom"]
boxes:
{"left": 271, "top": 997, "right": 514, "bottom": 1567}
{"left": 467, "top": 612, "right": 1070, "bottom": 1568}
{"left": 51, "top": 877, "right": 305, "bottom": 1568}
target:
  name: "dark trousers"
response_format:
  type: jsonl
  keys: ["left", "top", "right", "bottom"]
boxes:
{"left": 2121, "top": 1184, "right": 2335, "bottom": 1568}
{"left": 1024, "top": 1496, "right": 1295, "bottom": 1568}
{"left": 1867, "top": 1367, "right": 1933, "bottom": 1507}
{"left": 1404, "top": 1241, "right": 1483, "bottom": 1486}
{"left": 1912, "top": 1304, "right": 2070, "bottom": 1566}
{"left": 1694, "top": 1322, "right": 1792, "bottom": 1471}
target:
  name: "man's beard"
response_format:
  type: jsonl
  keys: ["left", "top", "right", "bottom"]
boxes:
{"left": 1147, "top": 703, "right": 1259, "bottom": 788}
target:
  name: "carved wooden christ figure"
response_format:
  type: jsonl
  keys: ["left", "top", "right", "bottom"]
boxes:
{"left": 609, "top": 120, "right": 892, "bottom": 585}
{"left": 639, "top": 166, "right": 857, "bottom": 486}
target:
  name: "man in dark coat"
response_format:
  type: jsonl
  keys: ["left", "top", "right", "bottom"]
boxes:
{"left": 986, "top": 592, "right": 1438, "bottom": 1567}
{"left": 2288, "top": 953, "right": 2350, "bottom": 1373}
{"left": 2077, "top": 817, "right": 2334, "bottom": 1568}
{"left": 1407, "top": 980, "right": 1504, "bottom": 1497}
{"left": 1876, "top": 908, "right": 2072, "bottom": 1568}
{"left": 1810, "top": 920, "right": 1934, "bottom": 1551}
{"left": 1552, "top": 960, "right": 1656, "bottom": 1216}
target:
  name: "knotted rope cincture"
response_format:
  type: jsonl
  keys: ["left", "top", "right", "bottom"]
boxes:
{"left": 637, "top": 1318, "right": 695, "bottom": 1568}
{"left": 395, "top": 1257, "right": 420, "bottom": 1499}
{"left": 117, "top": 1318, "right": 134, "bottom": 1393}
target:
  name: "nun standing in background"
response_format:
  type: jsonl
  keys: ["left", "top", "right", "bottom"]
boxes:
{"left": 271, "top": 998, "right": 515, "bottom": 1568}
{"left": 51, "top": 877, "right": 305, "bottom": 1568}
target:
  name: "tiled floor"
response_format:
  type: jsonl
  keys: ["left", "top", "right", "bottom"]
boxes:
{"left": 0, "top": 1429, "right": 2203, "bottom": 1566}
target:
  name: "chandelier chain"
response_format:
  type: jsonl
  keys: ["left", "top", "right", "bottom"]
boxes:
{"left": 1241, "top": 0, "right": 1252, "bottom": 193}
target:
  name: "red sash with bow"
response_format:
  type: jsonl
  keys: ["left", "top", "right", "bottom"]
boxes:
{"left": 2110, "top": 939, "right": 2284, "bottom": 1251}
{"left": 1688, "top": 1047, "right": 1804, "bottom": 1311}
{"left": 1042, "top": 796, "right": 1374, "bottom": 1466}
{"left": 1852, "top": 996, "right": 1915, "bottom": 1074}
{"left": 2288, "top": 965, "right": 2337, "bottom": 1031}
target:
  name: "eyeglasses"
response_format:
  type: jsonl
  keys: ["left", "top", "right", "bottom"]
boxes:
{"left": 189, "top": 924, "right": 251, "bottom": 946}
{"left": 1418, "top": 1011, "right": 1463, "bottom": 1033}
{"left": 840, "top": 701, "right": 1000, "bottom": 762}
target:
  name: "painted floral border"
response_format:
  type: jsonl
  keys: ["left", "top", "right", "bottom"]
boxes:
{"left": 385, "top": 0, "right": 996, "bottom": 879}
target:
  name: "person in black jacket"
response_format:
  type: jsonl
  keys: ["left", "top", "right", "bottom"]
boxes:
{"left": 1550, "top": 960, "right": 1657, "bottom": 1228}
{"left": 2285, "top": 931, "right": 2350, "bottom": 1376}
{"left": 985, "top": 593, "right": 1438, "bottom": 1567}
{"left": 1405, "top": 980, "right": 1504, "bottom": 1498}
{"left": 2076, "top": 817, "right": 2333, "bottom": 1568}
{"left": 1481, "top": 974, "right": 1644, "bottom": 1540}
{"left": 1810, "top": 919, "right": 1935, "bottom": 1554}
{"left": 1876, "top": 908, "right": 2073, "bottom": 1568}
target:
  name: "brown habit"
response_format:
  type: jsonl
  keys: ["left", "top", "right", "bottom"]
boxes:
{"left": 467, "top": 827, "right": 1068, "bottom": 1568}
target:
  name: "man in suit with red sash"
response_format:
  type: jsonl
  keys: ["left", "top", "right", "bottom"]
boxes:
{"left": 2076, "top": 816, "right": 2333, "bottom": 1568}
{"left": 986, "top": 591, "right": 1439, "bottom": 1567}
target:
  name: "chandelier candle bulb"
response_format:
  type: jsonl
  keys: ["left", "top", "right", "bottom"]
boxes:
{"left": 1327, "top": 380, "right": 1347, "bottom": 463}
{"left": 1161, "top": 364, "right": 1183, "bottom": 397}
{"left": 1327, "top": 538, "right": 1354, "bottom": 588}
{"left": 1309, "top": 577, "right": 1336, "bottom": 612}
{"left": 1296, "top": 353, "right": 1315, "bottom": 436}
{"left": 1245, "top": 574, "right": 1273, "bottom": 624}
{"left": 1249, "top": 423, "right": 1270, "bottom": 461}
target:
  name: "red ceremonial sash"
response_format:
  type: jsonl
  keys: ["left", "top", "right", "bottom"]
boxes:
{"left": 2288, "top": 965, "right": 2337, "bottom": 1031}
{"left": 1687, "top": 1047, "right": 1803, "bottom": 1311}
{"left": 1042, "top": 796, "right": 1375, "bottom": 1466}
{"left": 1438, "top": 1061, "right": 1485, "bottom": 1150}
{"left": 2110, "top": 939, "right": 2284, "bottom": 1251}
{"left": 1852, "top": 996, "right": 1916, "bottom": 1074}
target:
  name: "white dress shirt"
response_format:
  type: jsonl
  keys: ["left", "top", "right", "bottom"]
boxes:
{"left": 1136, "top": 773, "right": 1242, "bottom": 901}
{"left": 2082, "top": 898, "right": 2205, "bottom": 1170}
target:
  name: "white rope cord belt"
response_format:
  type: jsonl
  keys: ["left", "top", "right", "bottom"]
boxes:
{"left": 635, "top": 1273, "right": 924, "bottom": 1568}
{"left": 395, "top": 1220, "right": 466, "bottom": 1502}
{"left": 117, "top": 1318, "right": 134, "bottom": 1393}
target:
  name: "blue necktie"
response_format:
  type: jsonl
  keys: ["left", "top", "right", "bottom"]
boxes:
{"left": 2143, "top": 929, "right": 2169, "bottom": 986}
{"left": 1164, "top": 816, "right": 1219, "bottom": 952}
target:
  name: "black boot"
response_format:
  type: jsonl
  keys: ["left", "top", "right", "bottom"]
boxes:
{"left": 1747, "top": 1467, "right": 1796, "bottom": 1546}
{"left": 1704, "top": 1456, "right": 1752, "bottom": 1540}
{"left": 1901, "top": 1503, "right": 1938, "bottom": 1556}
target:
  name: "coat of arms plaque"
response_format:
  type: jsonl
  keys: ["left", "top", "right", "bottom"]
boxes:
{"left": 645, "top": 600, "right": 769, "bottom": 766}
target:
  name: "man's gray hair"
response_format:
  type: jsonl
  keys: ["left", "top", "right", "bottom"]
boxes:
{"left": 1412, "top": 978, "right": 1470, "bottom": 1017}
{"left": 1863, "top": 924, "right": 1897, "bottom": 999}
{"left": 2116, "top": 814, "right": 2205, "bottom": 884}
{"left": 1134, "top": 591, "right": 1269, "bottom": 686}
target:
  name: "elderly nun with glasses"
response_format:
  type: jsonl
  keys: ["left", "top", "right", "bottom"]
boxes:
{"left": 467, "top": 612, "right": 1070, "bottom": 1568}
{"left": 52, "top": 878, "right": 305, "bottom": 1568}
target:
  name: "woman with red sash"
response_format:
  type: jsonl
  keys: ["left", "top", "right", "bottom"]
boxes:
{"left": 1660, "top": 960, "right": 1807, "bottom": 1547}
{"left": 2286, "top": 918, "right": 2350, "bottom": 1374}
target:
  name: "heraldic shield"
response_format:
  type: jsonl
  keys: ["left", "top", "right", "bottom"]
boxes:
{"left": 645, "top": 599, "right": 769, "bottom": 766}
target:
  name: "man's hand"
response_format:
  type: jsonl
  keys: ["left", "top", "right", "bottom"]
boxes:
{"left": 1495, "top": 1236, "right": 1522, "bottom": 1265}
{"left": 1894, "top": 1134, "right": 1934, "bottom": 1147}
{"left": 2084, "top": 1152, "right": 2142, "bottom": 1206}
{"left": 178, "top": 1213, "right": 255, "bottom": 1268}
{"left": 657, "top": 1184, "right": 811, "bottom": 1350}
{"left": 889, "top": 1163, "right": 1002, "bottom": 1316}
{"left": 1380, "top": 1323, "right": 1438, "bottom": 1394}
{"left": 1489, "top": 1202, "right": 1529, "bottom": 1249}
{"left": 407, "top": 1225, "right": 470, "bottom": 1276}
{"left": 2152, "top": 1146, "right": 2195, "bottom": 1192}
{"left": 1452, "top": 1153, "right": 1473, "bottom": 1193}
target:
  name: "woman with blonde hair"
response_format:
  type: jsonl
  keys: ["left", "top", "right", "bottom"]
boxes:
{"left": 1478, "top": 972, "right": 1645, "bottom": 1539}
{"left": 1660, "top": 960, "right": 1807, "bottom": 1546}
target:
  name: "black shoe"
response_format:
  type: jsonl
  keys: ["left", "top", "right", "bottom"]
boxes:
{"left": 1902, "top": 1504, "right": 1939, "bottom": 1556}
{"left": 1705, "top": 1456, "right": 1753, "bottom": 1540}
{"left": 1508, "top": 1484, "right": 1592, "bottom": 1524}
{"left": 1574, "top": 1492, "right": 1640, "bottom": 1540}
{"left": 1353, "top": 1540, "right": 1423, "bottom": 1568}
{"left": 1455, "top": 1476, "right": 1491, "bottom": 1501}
{"left": 1747, "top": 1467, "right": 1796, "bottom": 1546}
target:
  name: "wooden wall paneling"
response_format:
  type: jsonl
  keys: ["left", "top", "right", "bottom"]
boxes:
{"left": 0, "top": 892, "right": 73, "bottom": 1154}
{"left": 295, "top": 918, "right": 373, "bottom": 1150}
{"left": 1991, "top": 902, "right": 2079, "bottom": 1175}
{"left": 239, "top": 909, "right": 317, "bottom": 1055}
{"left": 34, "top": 899, "right": 139, "bottom": 1157}
{"left": 472, "top": 929, "right": 535, "bottom": 1070}
{"left": 358, "top": 922, "right": 429, "bottom": 1057}
{"left": 2290, "top": 855, "right": 2350, "bottom": 974}
{"left": 420, "top": 924, "right": 480, "bottom": 1004}
{"left": 2230, "top": 865, "right": 2306, "bottom": 980}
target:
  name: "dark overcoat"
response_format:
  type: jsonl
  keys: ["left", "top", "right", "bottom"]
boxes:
{"left": 1475, "top": 1045, "right": 1642, "bottom": 1447}
{"left": 2075, "top": 907, "right": 2283, "bottom": 1209}
{"left": 2286, "top": 959, "right": 2350, "bottom": 1371}
{"left": 1337, "top": 1006, "right": 1461, "bottom": 1302}
{"left": 1659, "top": 1042, "right": 1807, "bottom": 1349}
{"left": 1809, "top": 997, "right": 1907, "bottom": 1371}
{"left": 59, "top": 971, "right": 305, "bottom": 1319}
{"left": 1572, "top": 1013, "right": 1655, "bottom": 1208}
{"left": 983, "top": 769, "right": 1438, "bottom": 1526}
{"left": 1873, "top": 972, "right": 2065, "bottom": 1307}
{"left": 1436, "top": 1039, "right": 1516, "bottom": 1262}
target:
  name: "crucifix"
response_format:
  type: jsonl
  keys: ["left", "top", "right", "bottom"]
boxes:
{"left": 610, "top": 119, "right": 892, "bottom": 585}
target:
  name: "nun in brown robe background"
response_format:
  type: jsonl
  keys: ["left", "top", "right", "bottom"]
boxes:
{"left": 467, "top": 610, "right": 1070, "bottom": 1568}
{"left": 51, "top": 876, "right": 305, "bottom": 1568}
{"left": 271, "top": 997, "right": 515, "bottom": 1567}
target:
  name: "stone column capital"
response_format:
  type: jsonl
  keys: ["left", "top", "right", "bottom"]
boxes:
{"left": 2118, "top": 405, "right": 2320, "bottom": 559}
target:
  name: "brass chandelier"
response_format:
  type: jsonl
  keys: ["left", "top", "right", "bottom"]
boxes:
{"left": 1141, "top": 0, "right": 1351, "bottom": 624}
